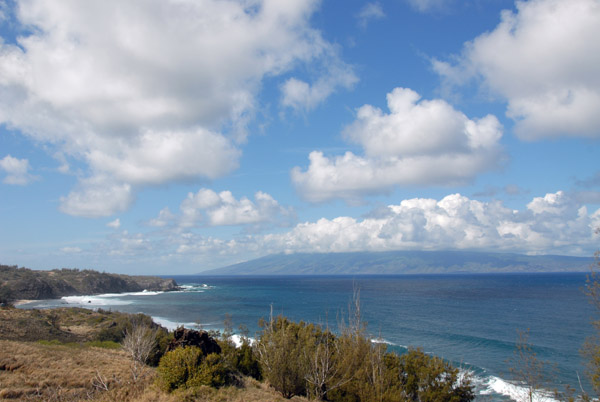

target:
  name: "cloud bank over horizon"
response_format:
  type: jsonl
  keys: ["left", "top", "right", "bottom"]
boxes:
{"left": 51, "top": 190, "right": 599, "bottom": 273}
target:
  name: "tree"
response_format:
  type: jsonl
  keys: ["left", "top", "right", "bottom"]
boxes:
{"left": 122, "top": 323, "right": 157, "bottom": 380}
{"left": 507, "top": 329, "right": 553, "bottom": 402}
{"left": 397, "top": 348, "right": 474, "bottom": 402}
{"left": 255, "top": 314, "right": 310, "bottom": 398}
{"left": 583, "top": 239, "right": 600, "bottom": 396}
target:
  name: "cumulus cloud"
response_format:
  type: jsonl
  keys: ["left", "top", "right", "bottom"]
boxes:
{"left": 0, "top": 154, "right": 36, "bottom": 185}
{"left": 86, "top": 190, "right": 599, "bottom": 271}
{"left": 148, "top": 207, "right": 176, "bottom": 228}
{"left": 169, "top": 191, "right": 600, "bottom": 269}
{"left": 280, "top": 62, "right": 357, "bottom": 113}
{"left": 106, "top": 218, "right": 121, "bottom": 229}
{"left": 172, "top": 188, "right": 294, "bottom": 228}
{"left": 357, "top": 2, "right": 385, "bottom": 28}
{"left": 59, "top": 176, "right": 133, "bottom": 218}
{"left": 267, "top": 191, "right": 599, "bottom": 256}
{"left": 0, "top": 0, "right": 348, "bottom": 216}
{"left": 292, "top": 87, "right": 503, "bottom": 202}
{"left": 433, "top": 0, "right": 600, "bottom": 140}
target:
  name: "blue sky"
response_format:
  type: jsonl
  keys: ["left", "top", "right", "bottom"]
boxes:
{"left": 1, "top": 0, "right": 599, "bottom": 275}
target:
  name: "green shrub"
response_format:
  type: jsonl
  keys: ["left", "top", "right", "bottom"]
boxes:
{"left": 156, "top": 346, "right": 204, "bottom": 392}
{"left": 156, "top": 347, "right": 234, "bottom": 392}
{"left": 188, "top": 353, "right": 229, "bottom": 388}
{"left": 218, "top": 337, "right": 261, "bottom": 380}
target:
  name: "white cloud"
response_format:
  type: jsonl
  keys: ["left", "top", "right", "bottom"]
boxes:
{"left": 266, "top": 191, "right": 599, "bottom": 256}
{"left": 406, "top": 0, "right": 448, "bottom": 13}
{"left": 163, "top": 191, "right": 600, "bottom": 269}
{"left": 434, "top": 0, "right": 600, "bottom": 140}
{"left": 292, "top": 87, "right": 503, "bottom": 202}
{"left": 0, "top": 154, "right": 36, "bottom": 185}
{"left": 280, "top": 60, "right": 357, "bottom": 113}
{"left": 357, "top": 2, "right": 385, "bottom": 28}
{"left": 107, "top": 218, "right": 121, "bottom": 229}
{"left": 148, "top": 207, "right": 176, "bottom": 228}
{"left": 60, "top": 247, "right": 82, "bottom": 254}
{"left": 81, "top": 190, "right": 599, "bottom": 271}
{"left": 59, "top": 176, "right": 133, "bottom": 218}
{"left": 177, "top": 188, "right": 294, "bottom": 228}
{"left": 0, "top": 0, "right": 346, "bottom": 216}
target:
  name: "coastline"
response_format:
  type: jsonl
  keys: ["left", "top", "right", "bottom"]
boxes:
{"left": 13, "top": 299, "right": 35, "bottom": 306}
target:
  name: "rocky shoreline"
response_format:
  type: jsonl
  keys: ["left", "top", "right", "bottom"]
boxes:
{"left": 0, "top": 264, "right": 180, "bottom": 303}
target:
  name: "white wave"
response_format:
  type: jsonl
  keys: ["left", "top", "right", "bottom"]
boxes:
{"left": 60, "top": 289, "right": 163, "bottom": 306}
{"left": 482, "top": 375, "right": 558, "bottom": 402}
{"left": 60, "top": 295, "right": 134, "bottom": 306}
{"left": 177, "top": 283, "right": 214, "bottom": 292}
{"left": 95, "top": 290, "right": 164, "bottom": 297}
{"left": 230, "top": 334, "right": 255, "bottom": 347}
{"left": 152, "top": 316, "right": 201, "bottom": 331}
{"left": 371, "top": 337, "right": 396, "bottom": 346}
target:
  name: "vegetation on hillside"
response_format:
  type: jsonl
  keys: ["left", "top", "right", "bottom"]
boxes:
{"left": 1, "top": 300, "right": 475, "bottom": 401}
{"left": 0, "top": 264, "right": 180, "bottom": 303}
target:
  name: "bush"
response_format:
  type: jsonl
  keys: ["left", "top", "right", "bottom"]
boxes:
{"left": 188, "top": 353, "right": 230, "bottom": 388}
{"left": 156, "top": 347, "right": 234, "bottom": 392}
{"left": 156, "top": 346, "right": 204, "bottom": 392}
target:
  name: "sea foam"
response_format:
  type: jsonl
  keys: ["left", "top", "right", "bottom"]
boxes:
{"left": 480, "top": 375, "right": 559, "bottom": 402}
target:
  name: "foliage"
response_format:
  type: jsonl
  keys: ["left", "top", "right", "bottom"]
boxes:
{"left": 188, "top": 353, "right": 230, "bottom": 388}
{"left": 396, "top": 348, "right": 474, "bottom": 402}
{"left": 506, "top": 329, "right": 555, "bottom": 402}
{"left": 255, "top": 315, "right": 311, "bottom": 398}
{"left": 255, "top": 307, "right": 474, "bottom": 401}
{"left": 219, "top": 335, "right": 262, "bottom": 380}
{"left": 583, "top": 246, "right": 600, "bottom": 397}
{"left": 156, "top": 346, "right": 234, "bottom": 392}
{"left": 156, "top": 346, "right": 205, "bottom": 392}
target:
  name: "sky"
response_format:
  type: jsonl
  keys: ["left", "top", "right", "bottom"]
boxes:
{"left": 1, "top": 0, "right": 599, "bottom": 275}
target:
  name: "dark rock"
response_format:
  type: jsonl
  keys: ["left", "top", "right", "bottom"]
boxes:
{"left": 167, "top": 327, "right": 221, "bottom": 356}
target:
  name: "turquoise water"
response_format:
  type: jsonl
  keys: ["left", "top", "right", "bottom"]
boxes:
{"left": 22, "top": 273, "right": 596, "bottom": 400}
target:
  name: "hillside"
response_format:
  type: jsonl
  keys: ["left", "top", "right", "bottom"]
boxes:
{"left": 0, "top": 306, "right": 306, "bottom": 401}
{"left": 201, "top": 250, "right": 593, "bottom": 275}
{"left": 0, "top": 264, "right": 180, "bottom": 303}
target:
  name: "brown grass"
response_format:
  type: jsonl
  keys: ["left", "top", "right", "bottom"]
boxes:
{"left": 0, "top": 307, "right": 311, "bottom": 401}
{"left": 0, "top": 307, "right": 135, "bottom": 343}
{"left": 0, "top": 339, "right": 145, "bottom": 401}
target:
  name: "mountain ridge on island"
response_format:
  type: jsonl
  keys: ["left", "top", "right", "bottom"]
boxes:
{"left": 0, "top": 264, "right": 180, "bottom": 302}
{"left": 199, "top": 250, "right": 593, "bottom": 275}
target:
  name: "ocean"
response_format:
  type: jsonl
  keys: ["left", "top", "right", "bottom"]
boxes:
{"left": 20, "top": 273, "right": 596, "bottom": 401}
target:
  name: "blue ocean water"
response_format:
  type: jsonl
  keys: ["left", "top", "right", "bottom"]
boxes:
{"left": 22, "top": 273, "right": 596, "bottom": 400}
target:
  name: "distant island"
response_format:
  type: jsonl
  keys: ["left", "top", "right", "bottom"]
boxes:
{"left": 200, "top": 250, "right": 593, "bottom": 275}
{"left": 0, "top": 264, "right": 180, "bottom": 303}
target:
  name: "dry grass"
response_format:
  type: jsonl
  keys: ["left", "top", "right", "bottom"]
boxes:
{"left": 0, "top": 340, "right": 309, "bottom": 402}
{"left": 0, "top": 306, "right": 144, "bottom": 344}
{"left": 0, "top": 307, "right": 311, "bottom": 401}
{"left": 0, "top": 339, "right": 147, "bottom": 401}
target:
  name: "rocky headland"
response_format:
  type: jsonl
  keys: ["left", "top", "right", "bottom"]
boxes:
{"left": 0, "top": 264, "right": 180, "bottom": 303}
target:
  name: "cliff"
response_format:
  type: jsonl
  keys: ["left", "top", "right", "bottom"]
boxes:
{"left": 0, "top": 264, "right": 180, "bottom": 302}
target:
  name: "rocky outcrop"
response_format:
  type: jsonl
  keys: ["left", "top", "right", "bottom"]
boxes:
{"left": 0, "top": 264, "right": 181, "bottom": 302}
{"left": 167, "top": 327, "right": 221, "bottom": 356}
